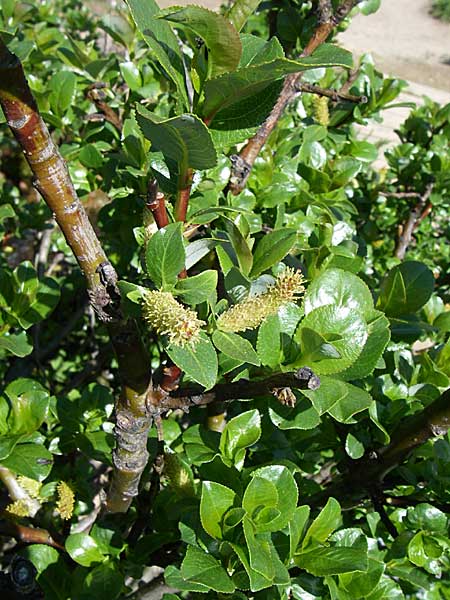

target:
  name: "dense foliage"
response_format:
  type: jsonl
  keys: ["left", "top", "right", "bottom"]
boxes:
{"left": 0, "top": 0, "right": 449, "bottom": 598}
{"left": 430, "top": 0, "right": 450, "bottom": 22}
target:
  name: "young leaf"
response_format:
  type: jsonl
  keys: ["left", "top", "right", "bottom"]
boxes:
{"left": 295, "top": 546, "right": 368, "bottom": 576}
{"left": 220, "top": 409, "right": 261, "bottom": 468}
{"left": 250, "top": 229, "right": 297, "bottom": 277}
{"left": 159, "top": 6, "right": 242, "bottom": 77}
{"left": 145, "top": 222, "right": 185, "bottom": 289}
{"left": 125, "top": 0, "right": 188, "bottom": 109}
{"left": 175, "top": 270, "right": 218, "bottom": 305}
{"left": 257, "top": 315, "right": 281, "bottom": 368}
{"left": 167, "top": 332, "right": 218, "bottom": 390}
{"left": 223, "top": 217, "right": 253, "bottom": 275}
{"left": 136, "top": 105, "right": 217, "bottom": 173}
{"left": 202, "top": 44, "right": 353, "bottom": 118}
{"left": 200, "top": 481, "right": 236, "bottom": 539}
{"left": 303, "top": 498, "right": 342, "bottom": 547}
{"left": 65, "top": 533, "right": 105, "bottom": 567}
{"left": 268, "top": 397, "right": 321, "bottom": 430}
{"left": 295, "top": 305, "right": 368, "bottom": 374}
{"left": 226, "top": 0, "right": 264, "bottom": 32}
{"left": 180, "top": 546, "right": 235, "bottom": 593}
{"left": 377, "top": 261, "right": 434, "bottom": 316}
{"left": 212, "top": 330, "right": 260, "bottom": 366}
{"left": 1, "top": 443, "right": 53, "bottom": 481}
{"left": 0, "top": 332, "right": 32, "bottom": 357}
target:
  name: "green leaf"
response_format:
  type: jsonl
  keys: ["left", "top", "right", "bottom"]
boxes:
{"left": 160, "top": 6, "right": 242, "bottom": 78}
{"left": 167, "top": 332, "right": 217, "bottom": 390}
{"left": 119, "top": 61, "right": 142, "bottom": 90}
{"left": 340, "top": 558, "right": 385, "bottom": 598}
{"left": 200, "top": 481, "right": 236, "bottom": 539}
{"left": 345, "top": 432, "right": 365, "bottom": 459}
{"left": 125, "top": 0, "right": 188, "bottom": 109}
{"left": 250, "top": 229, "right": 297, "bottom": 277}
{"left": 202, "top": 44, "right": 353, "bottom": 117}
{"left": 304, "top": 268, "right": 374, "bottom": 318}
{"left": 257, "top": 315, "right": 281, "bottom": 368}
{"left": 336, "top": 311, "right": 390, "bottom": 380}
{"left": 243, "top": 517, "right": 289, "bottom": 583}
{"left": 185, "top": 238, "right": 218, "bottom": 269}
{"left": 175, "top": 270, "right": 217, "bottom": 305}
{"left": 226, "top": 0, "right": 263, "bottom": 31}
{"left": 165, "top": 565, "right": 209, "bottom": 593}
{"left": 295, "top": 305, "right": 368, "bottom": 375}
{"left": 405, "top": 503, "right": 448, "bottom": 532}
{"left": 231, "top": 542, "right": 273, "bottom": 591}
{"left": 0, "top": 331, "right": 32, "bottom": 357}
{"left": 220, "top": 409, "right": 261, "bottom": 468}
{"left": 136, "top": 105, "right": 217, "bottom": 173}
{"left": 180, "top": 545, "right": 235, "bottom": 593}
{"left": 0, "top": 203, "right": 15, "bottom": 223}
{"left": 17, "top": 275, "right": 60, "bottom": 330}
{"left": 212, "top": 330, "right": 260, "bottom": 366}
{"left": 296, "top": 546, "right": 368, "bottom": 576}
{"left": 223, "top": 217, "right": 253, "bottom": 275}
{"left": 377, "top": 261, "right": 434, "bottom": 316}
{"left": 145, "top": 222, "right": 185, "bottom": 289}
{"left": 65, "top": 533, "right": 105, "bottom": 567}
{"left": 79, "top": 144, "right": 104, "bottom": 169}
{"left": 25, "top": 545, "right": 59, "bottom": 574}
{"left": 289, "top": 505, "right": 311, "bottom": 558}
{"left": 49, "top": 71, "right": 76, "bottom": 117}
{"left": 243, "top": 465, "right": 298, "bottom": 532}
{"left": 302, "top": 376, "right": 373, "bottom": 423}
{"left": 268, "top": 396, "right": 321, "bottom": 430}
{"left": 349, "top": 140, "right": 378, "bottom": 163}
{"left": 303, "top": 498, "right": 341, "bottom": 547}
{"left": 0, "top": 378, "right": 50, "bottom": 435}
{"left": 78, "top": 561, "right": 123, "bottom": 599}
{"left": 1, "top": 443, "right": 53, "bottom": 481}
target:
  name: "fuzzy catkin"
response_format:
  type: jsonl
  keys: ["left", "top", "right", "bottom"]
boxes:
{"left": 313, "top": 96, "right": 330, "bottom": 126}
{"left": 217, "top": 268, "right": 304, "bottom": 333}
{"left": 56, "top": 481, "right": 74, "bottom": 520}
{"left": 142, "top": 290, "right": 205, "bottom": 347}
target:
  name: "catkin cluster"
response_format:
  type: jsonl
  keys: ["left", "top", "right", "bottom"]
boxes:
{"left": 142, "top": 290, "right": 205, "bottom": 347}
{"left": 217, "top": 268, "right": 304, "bottom": 333}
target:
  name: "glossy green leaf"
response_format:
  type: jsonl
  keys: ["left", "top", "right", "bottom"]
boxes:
{"left": 203, "top": 44, "right": 353, "bottom": 117}
{"left": 250, "top": 229, "right": 297, "bottom": 277}
{"left": 226, "top": 0, "right": 263, "bottom": 31}
{"left": 289, "top": 505, "right": 311, "bottom": 558}
{"left": 136, "top": 105, "right": 217, "bottom": 172}
{"left": 49, "top": 71, "right": 76, "bottom": 116}
{"left": 65, "top": 533, "right": 105, "bottom": 567}
{"left": 295, "top": 305, "right": 368, "bottom": 374}
{"left": 160, "top": 6, "right": 242, "bottom": 78}
{"left": 304, "top": 268, "right": 374, "bottom": 318}
{"left": 257, "top": 315, "right": 281, "bottom": 368}
{"left": 78, "top": 561, "right": 123, "bottom": 599}
{"left": 345, "top": 432, "right": 365, "bottom": 459}
{"left": 223, "top": 217, "right": 253, "bottom": 275}
{"left": 180, "top": 545, "right": 235, "bottom": 593}
{"left": 212, "top": 330, "right": 260, "bottom": 365}
{"left": 126, "top": 0, "right": 188, "bottom": 108}
{"left": 0, "top": 378, "right": 50, "bottom": 435}
{"left": 200, "top": 481, "right": 236, "bottom": 539}
{"left": 145, "top": 222, "right": 185, "bottom": 289}
{"left": 243, "top": 465, "right": 298, "bottom": 532}
{"left": 302, "top": 376, "right": 373, "bottom": 423}
{"left": 0, "top": 331, "right": 32, "bottom": 357}
{"left": 167, "top": 332, "right": 217, "bottom": 390}
{"left": 1, "top": 443, "right": 53, "bottom": 481}
{"left": 337, "top": 311, "right": 390, "bottom": 380}
{"left": 175, "top": 270, "right": 217, "bottom": 305}
{"left": 377, "top": 261, "right": 434, "bottom": 316}
{"left": 269, "top": 396, "right": 321, "bottom": 430}
{"left": 296, "top": 546, "right": 368, "bottom": 576}
{"left": 303, "top": 498, "right": 341, "bottom": 547}
{"left": 220, "top": 409, "right": 261, "bottom": 467}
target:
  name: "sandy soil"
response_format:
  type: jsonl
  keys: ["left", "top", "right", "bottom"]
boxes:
{"left": 338, "top": 0, "right": 450, "bottom": 92}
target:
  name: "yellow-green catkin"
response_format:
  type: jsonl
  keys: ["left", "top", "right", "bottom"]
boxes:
{"left": 56, "top": 481, "right": 74, "bottom": 520}
{"left": 17, "top": 476, "right": 42, "bottom": 499}
{"left": 217, "top": 268, "right": 304, "bottom": 333}
{"left": 313, "top": 96, "right": 329, "bottom": 126}
{"left": 142, "top": 290, "right": 205, "bottom": 347}
{"left": 5, "top": 499, "right": 32, "bottom": 518}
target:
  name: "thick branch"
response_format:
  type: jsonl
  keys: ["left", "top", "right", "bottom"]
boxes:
{"left": 0, "top": 519, "right": 64, "bottom": 551}
{"left": 0, "top": 40, "right": 151, "bottom": 514}
{"left": 155, "top": 367, "right": 321, "bottom": 413}
{"left": 228, "top": 0, "right": 362, "bottom": 195}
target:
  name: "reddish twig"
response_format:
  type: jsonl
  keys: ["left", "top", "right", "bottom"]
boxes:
{"left": 174, "top": 168, "right": 193, "bottom": 223}
{"left": 228, "top": 0, "right": 362, "bottom": 194}
{"left": 0, "top": 519, "right": 65, "bottom": 551}
{"left": 146, "top": 179, "right": 169, "bottom": 229}
{"left": 86, "top": 83, "right": 122, "bottom": 132}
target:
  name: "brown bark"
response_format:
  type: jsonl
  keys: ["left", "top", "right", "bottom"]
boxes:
{"left": 228, "top": 0, "right": 362, "bottom": 194}
{"left": 0, "top": 39, "right": 151, "bottom": 514}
